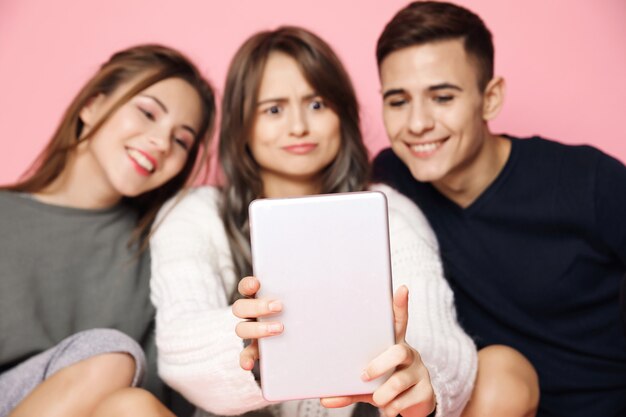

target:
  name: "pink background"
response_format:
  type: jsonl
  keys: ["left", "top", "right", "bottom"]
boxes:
{"left": 1, "top": 0, "right": 625, "bottom": 185}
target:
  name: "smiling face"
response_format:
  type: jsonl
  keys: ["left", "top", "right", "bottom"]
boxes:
{"left": 380, "top": 39, "right": 504, "bottom": 194}
{"left": 78, "top": 76, "right": 203, "bottom": 200}
{"left": 249, "top": 52, "right": 341, "bottom": 196}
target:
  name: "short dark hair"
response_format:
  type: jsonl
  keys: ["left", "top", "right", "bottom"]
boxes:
{"left": 377, "top": 1, "right": 494, "bottom": 90}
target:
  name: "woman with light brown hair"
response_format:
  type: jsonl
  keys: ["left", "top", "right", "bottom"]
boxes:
{"left": 151, "top": 27, "right": 477, "bottom": 417}
{"left": 0, "top": 44, "right": 215, "bottom": 416}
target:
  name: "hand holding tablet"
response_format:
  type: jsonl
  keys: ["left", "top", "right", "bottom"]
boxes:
{"left": 232, "top": 192, "right": 436, "bottom": 416}
{"left": 234, "top": 279, "right": 436, "bottom": 417}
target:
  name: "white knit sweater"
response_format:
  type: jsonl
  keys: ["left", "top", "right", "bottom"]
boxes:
{"left": 150, "top": 184, "right": 477, "bottom": 417}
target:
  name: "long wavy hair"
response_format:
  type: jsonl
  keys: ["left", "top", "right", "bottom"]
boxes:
{"left": 3, "top": 44, "right": 216, "bottom": 250}
{"left": 219, "top": 26, "right": 370, "bottom": 300}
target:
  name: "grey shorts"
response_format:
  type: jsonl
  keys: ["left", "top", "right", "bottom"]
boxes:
{"left": 0, "top": 328, "right": 146, "bottom": 417}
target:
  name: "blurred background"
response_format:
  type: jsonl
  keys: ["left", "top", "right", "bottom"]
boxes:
{"left": 1, "top": 0, "right": 625, "bottom": 184}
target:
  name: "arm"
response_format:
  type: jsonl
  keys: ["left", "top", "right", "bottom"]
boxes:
{"left": 372, "top": 184, "right": 478, "bottom": 417}
{"left": 594, "top": 153, "right": 626, "bottom": 265}
{"left": 593, "top": 154, "right": 626, "bottom": 338}
{"left": 150, "top": 187, "right": 271, "bottom": 415}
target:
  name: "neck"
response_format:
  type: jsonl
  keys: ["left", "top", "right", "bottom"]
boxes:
{"left": 432, "top": 132, "right": 511, "bottom": 208}
{"left": 35, "top": 145, "right": 122, "bottom": 209}
{"left": 261, "top": 171, "right": 322, "bottom": 198}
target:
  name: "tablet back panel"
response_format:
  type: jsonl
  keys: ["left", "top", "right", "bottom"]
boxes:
{"left": 249, "top": 191, "right": 395, "bottom": 401}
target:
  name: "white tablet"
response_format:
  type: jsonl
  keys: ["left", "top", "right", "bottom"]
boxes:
{"left": 249, "top": 191, "right": 395, "bottom": 401}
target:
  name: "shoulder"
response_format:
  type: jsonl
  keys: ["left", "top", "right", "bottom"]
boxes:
{"left": 0, "top": 190, "right": 18, "bottom": 202}
{"left": 372, "top": 148, "right": 406, "bottom": 181}
{"left": 370, "top": 183, "right": 418, "bottom": 214}
{"left": 0, "top": 191, "right": 23, "bottom": 215}
{"left": 152, "top": 186, "right": 225, "bottom": 242}
{"left": 368, "top": 183, "right": 438, "bottom": 248}
{"left": 372, "top": 147, "right": 399, "bottom": 166}
{"left": 371, "top": 147, "right": 413, "bottom": 183}
{"left": 508, "top": 135, "right": 622, "bottom": 190}
{"left": 155, "top": 186, "right": 221, "bottom": 224}
{"left": 0, "top": 191, "right": 28, "bottom": 231}
{"left": 513, "top": 135, "right": 608, "bottom": 167}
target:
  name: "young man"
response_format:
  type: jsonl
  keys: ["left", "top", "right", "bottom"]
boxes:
{"left": 372, "top": 2, "right": 626, "bottom": 416}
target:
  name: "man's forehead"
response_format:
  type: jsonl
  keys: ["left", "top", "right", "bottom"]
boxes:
{"left": 379, "top": 40, "right": 477, "bottom": 90}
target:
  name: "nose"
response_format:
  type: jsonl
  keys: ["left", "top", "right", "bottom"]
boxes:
{"left": 289, "top": 106, "right": 309, "bottom": 138}
{"left": 148, "top": 128, "right": 171, "bottom": 153}
{"left": 408, "top": 103, "right": 434, "bottom": 136}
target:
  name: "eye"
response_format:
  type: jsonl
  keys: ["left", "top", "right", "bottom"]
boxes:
{"left": 174, "top": 137, "right": 190, "bottom": 151}
{"left": 264, "top": 105, "right": 282, "bottom": 115}
{"left": 139, "top": 107, "right": 156, "bottom": 121}
{"left": 309, "top": 98, "right": 326, "bottom": 111}
{"left": 433, "top": 95, "right": 454, "bottom": 104}
{"left": 386, "top": 98, "right": 408, "bottom": 108}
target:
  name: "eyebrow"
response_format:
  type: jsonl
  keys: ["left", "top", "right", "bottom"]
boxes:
{"left": 181, "top": 125, "right": 198, "bottom": 137}
{"left": 429, "top": 83, "right": 463, "bottom": 92}
{"left": 382, "top": 83, "right": 463, "bottom": 99}
{"left": 141, "top": 94, "right": 168, "bottom": 113}
{"left": 382, "top": 89, "right": 405, "bottom": 100}
{"left": 257, "top": 93, "right": 319, "bottom": 106}
{"left": 140, "top": 94, "right": 198, "bottom": 137}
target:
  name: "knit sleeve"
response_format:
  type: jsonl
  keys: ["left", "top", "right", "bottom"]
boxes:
{"left": 371, "top": 184, "right": 477, "bottom": 417}
{"left": 150, "top": 187, "right": 271, "bottom": 415}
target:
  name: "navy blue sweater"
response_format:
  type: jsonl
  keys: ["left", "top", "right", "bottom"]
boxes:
{"left": 372, "top": 136, "right": 626, "bottom": 416}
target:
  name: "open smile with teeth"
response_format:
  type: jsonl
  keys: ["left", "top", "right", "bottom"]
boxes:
{"left": 408, "top": 138, "right": 447, "bottom": 154}
{"left": 127, "top": 148, "right": 155, "bottom": 173}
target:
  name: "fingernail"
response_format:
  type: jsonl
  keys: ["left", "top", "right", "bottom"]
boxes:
{"left": 266, "top": 323, "right": 283, "bottom": 334}
{"left": 361, "top": 370, "right": 370, "bottom": 381}
{"left": 268, "top": 301, "right": 282, "bottom": 312}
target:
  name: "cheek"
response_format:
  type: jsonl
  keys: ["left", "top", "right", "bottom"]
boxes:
{"left": 326, "top": 135, "right": 341, "bottom": 162}
{"left": 250, "top": 123, "right": 282, "bottom": 159}
{"left": 382, "top": 109, "right": 404, "bottom": 139}
{"left": 323, "top": 118, "right": 341, "bottom": 148}
{"left": 252, "top": 118, "right": 282, "bottom": 145}
{"left": 87, "top": 131, "right": 116, "bottom": 162}
{"left": 248, "top": 140, "right": 274, "bottom": 168}
{"left": 162, "top": 153, "right": 189, "bottom": 181}
{"left": 319, "top": 120, "right": 342, "bottom": 162}
{"left": 446, "top": 100, "right": 482, "bottom": 134}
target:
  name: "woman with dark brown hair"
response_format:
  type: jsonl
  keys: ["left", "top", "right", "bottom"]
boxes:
{"left": 151, "top": 27, "right": 476, "bottom": 417}
{"left": 0, "top": 44, "right": 216, "bottom": 416}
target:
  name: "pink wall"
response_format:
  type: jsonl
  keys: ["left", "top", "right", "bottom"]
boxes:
{"left": 1, "top": 0, "right": 625, "bottom": 185}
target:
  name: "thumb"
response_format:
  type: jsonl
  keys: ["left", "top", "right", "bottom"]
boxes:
{"left": 393, "top": 285, "right": 409, "bottom": 343}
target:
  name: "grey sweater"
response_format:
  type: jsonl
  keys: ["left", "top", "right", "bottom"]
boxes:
{"left": 0, "top": 191, "right": 153, "bottom": 374}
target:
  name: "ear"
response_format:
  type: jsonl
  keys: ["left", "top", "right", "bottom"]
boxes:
{"left": 79, "top": 93, "right": 106, "bottom": 128}
{"left": 482, "top": 76, "right": 505, "bottom": 121}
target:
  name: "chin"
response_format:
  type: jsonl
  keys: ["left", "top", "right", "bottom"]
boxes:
{"left": 114, "top": 184, "right": 146, "bottom": 199}
{"left": 407, "top": 165, "right": 446, "bottom": 184}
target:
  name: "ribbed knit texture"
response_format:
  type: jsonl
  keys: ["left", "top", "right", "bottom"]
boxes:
{"left": 150, "top": 184, "right": 476, "bottom": 417}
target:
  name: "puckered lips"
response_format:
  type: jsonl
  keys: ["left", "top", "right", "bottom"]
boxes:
{"left": 126, "top": 147, "right": 157, "bottom": 176}
{"left": 404, "top": 137, "right": 449, "bottom": 159}
{"left": 281, "top": 142, "right": 318, "bottom": 155}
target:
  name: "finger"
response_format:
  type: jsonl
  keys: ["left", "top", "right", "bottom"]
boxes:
{"left": 372, "top": 366, "right": 421, "bottom": 406}
{"left": 379, "top": 380, "right": 435, "bottom": 417}
{"left": 238, "top": 276, "right": 260, "bottom": 297}
{"left": 393, "top": 285, "right": 409, "bottom": 343}
{"left": 239, "top": 342, "right": 259, "bottom": 371}
{"left": 320, "top": 394, "right": 373, "bottom": 408}
{"left": 232, "top": 298, "right": 282, "bottom": 319}
{"left": 362, "top": 343, "right": 416, "bottom": 381}
{"left": 235, "top": 320, "right": 284, "bottom": 339}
